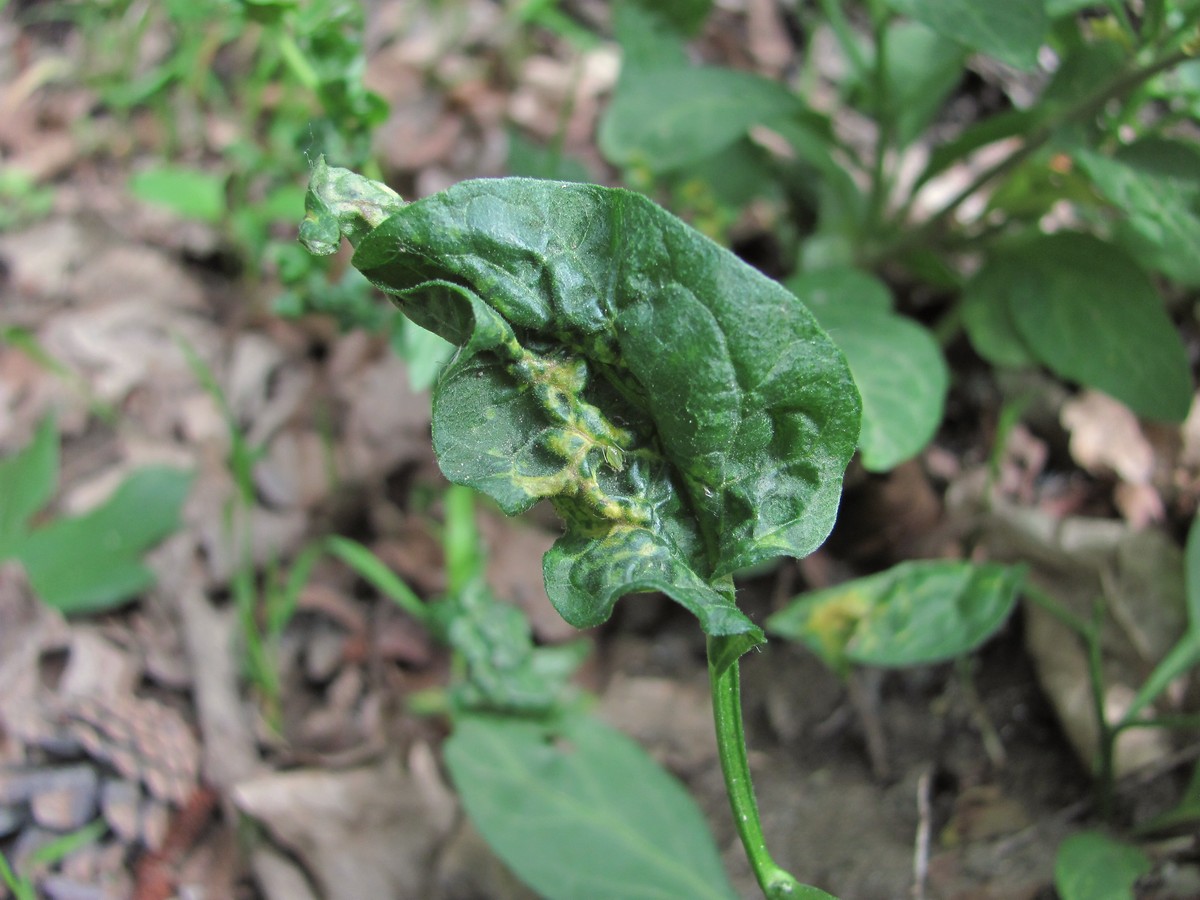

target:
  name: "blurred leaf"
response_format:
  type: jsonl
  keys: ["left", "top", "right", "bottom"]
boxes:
{"left": 1054, "top": 831, "right": 1150, "bottom": 900}
{"left": 1000, "top": 233, "right": 1192, "bottom": 422}
{"left": 1046, "top": 0, "right": 1122, "bottom": 15}
{"left": 961, "top": 253, "right": 1039, "bottom": 368}
{"left": 0, "top": 416, "right": 58, "bottom": 558}
{"left": 129, "top": 164, "right": 227, "bottom": 224}
{"left": 885, "top": 0, "right": 1048, "bottom": 70}
{"left": 600, "top": 67, "right": 805, "bottom": 173}
{"left": 789, "top": 269, "right": 948, "bottom": 471}
{"left": 325, "top": 535, "right": 428, "bottom": 624}
{"left": 1075, "top": 139, "right": 1200, "bottom": 286}
{"left": 917, "top": 108, "right": 1043, "bottom": 190}
{"left": 612, "top": 0, "right": 690, "bottom": 74}
{"left": 395, "top": 318, "right": 453, "bottom": 392}
{"left": 16, "top": 467, "right": 192, "bottom": 614}
{"left": 506, "top": 131, "right": 594, "bottom": 183}
{"left": 442, "top": 484, "right": 485, "bottom": 594}
{"left": 258, "top": 182, "right": 308, "bottom": 223}
{"left": 767, "top": 561, "right": 1022, "bottom": 675}
{"left": 0, "top": 166, "right": 55, "bottom": 229}
{"left": 436, "top": 580, "right": 588, "bottom": 715}
{"left": 878, "top": 21, "right": 968, "bottom": 147}
{"left": 619, "top": 0, "right": 712, "bottom": 38}
{"left": 791, "top": 267, "right": 894, "bottom": 318}
{"left": 445, "top": 713, "right": 738, "bottom": 900}
{"left": 1187, "top": 512, "right": 1200, "bottom": 629}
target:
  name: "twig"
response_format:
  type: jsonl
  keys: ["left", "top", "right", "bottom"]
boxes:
{"left": 912, "top": 768, "right": 933, "bottom": 900}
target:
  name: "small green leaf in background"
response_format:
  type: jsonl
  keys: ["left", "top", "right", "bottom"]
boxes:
{"left": 0, "top": 165, "right": 56, "bottom": 230}
{"left": 1045, "top": 0, "right": 1123, "bottom": 16}
{"left": 960, "top": 253, "right": 1039, "bottom": 368}
{"left": 0, "top": 416, "right": 191, "bottom": 613}
{"left": 788, "top": 268, "right": 948, "bottom": 472}
{"left": 766, "top": 561, "right": 1023, "bottom": 675}
{"left": 962, "top": 233, "right": 1193, "bottom": 422}
{"left": 394, "top": 318, "right": 453, "bottom": 392}
{"left": 129, "top": 164, "right": 227, "bottom": 223}
{"left": 621, "top": 0, "right": 713, "bottom": 37}
{"left": 15, "top": 466, "right": 193, "bottom": 614}
{"left": 434, "top": 580, "right": 589, "bottom": 716}
{"left": 445, "top": 713, "right": 738, "bottom": 900}
{"left": 505, "top": 131, "right": 594, "bottom": 184}
{"left": 599, "top": 66, "right": 805, "bottom": 173}
{"left": 1054, "top": 831, "right": 1151, "bottom": 900}
{"left": 875, "top": 21, "right": 967, "bottom": 147}
{"left": 1075, "top": 139, "right": 1200, "bottom": 287}
{"left": 1186, "top": 511, "right": 1200, "bottom": 630}
{"left": 885, "top": 0, "right": 1048, "bottom": 71}
{"left": 0, "top": 416, "right": 58, "bottom": 558}
{"left": 1119, "top": 511, "right": 1200, "bottom": 726}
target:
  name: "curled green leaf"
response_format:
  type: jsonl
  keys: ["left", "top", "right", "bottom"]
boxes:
{"left": 303, "top": 159, "right": 861, "bottom": 657}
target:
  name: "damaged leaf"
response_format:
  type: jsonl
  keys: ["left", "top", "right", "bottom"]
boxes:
{"left": 766, "top": 560, "right": 1023, "bottom": 675}
{"left": 301, "top": 159, "right": 861, "bottom": 668}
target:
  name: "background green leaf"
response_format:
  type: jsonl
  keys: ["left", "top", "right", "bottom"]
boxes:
{"left": 1001, "top": 232, "right": 1192, "bottom": 422}
{"left": 1187, "top": 512, "right": 1200, "bottom": 630}
{"left": 599, "top": 67, "right": 805, "bottom": 173}
{"left": 961, "top": 254, "right": 1039, "bottom": 368}
{"left": 876, "top": 21, "right": 968, "bottom": 147}
{"left": 1075, "top": 139, "right": 1200, "bottom": 286}
{"left": 789, "top": 269, "right": 948, "bottom": 471}
{"left": 1054, "top": 831, "right": 1151, "bottom": 900}
{"left": 885, "top": 0, "right": 1048, "bottom": 70}
{"left": 766, "top": 561, "right": 1023, "bottom": 673}
{"left": 16, "top": 467, "right": 192, "bottom": 614}
{"left": 0, "top": 416, "right": 58, "bottom": 558}
{"left": 129, "top": 164, "right": 227, "bottom": 223}
{"left": 445, "top": 713, "right": 738, "bottom": 900}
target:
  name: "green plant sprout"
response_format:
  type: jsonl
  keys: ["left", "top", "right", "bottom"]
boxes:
{"left": 0, "top": 820, "right": 108, "bottom": 900}
{"left": 300, "top": 158, "right": 859, "bottom": 898}
{"left": 1020, "top": 512, "right": 1200, "bottom": 824}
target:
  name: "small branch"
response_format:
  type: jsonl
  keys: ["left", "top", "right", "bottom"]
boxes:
{"left": 872, "top": 48, "right": 1192, "bottom": 266}
{"left": 911, "top": 768, "right": 932, "bottom": 900}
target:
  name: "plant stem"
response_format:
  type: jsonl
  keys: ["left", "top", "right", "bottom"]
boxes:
{"left": 864, "top": 11, "right": 894, "bottom": 239}
{"left": 1023, "top": 587, "right": 1116, "bottom": 816}
{"left": 707, "top": 636, "right": 835, "bottom": 900}
{"left": 871, "top": 48, "right": 1192, "bottom": 266}
{"left": 815, "top": 0, "right": 869, "bottom": 81}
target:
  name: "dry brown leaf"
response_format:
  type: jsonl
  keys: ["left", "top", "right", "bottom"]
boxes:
{"left": 339, "top": 348, "right": 433, "bottom": 477}
{"left": 1061, "top": 390, "right": 1156, "bottom": 484}
{"left": 40, "top": 296, "right": 215, "bottom": 406}
{"left": 986, "top": 501, "right": 1186, "bottom": 776}
{"left": 597, "top": 673, "right": 717, "bottom": 777}
{"left": 233, "top": 759, "right": 454, "bottom": 900}
{"left": 0, "top": 219, "right": 98, "bottom": 311}
{"left": 255, "top": 429, "right": 336, "bottom": 510}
